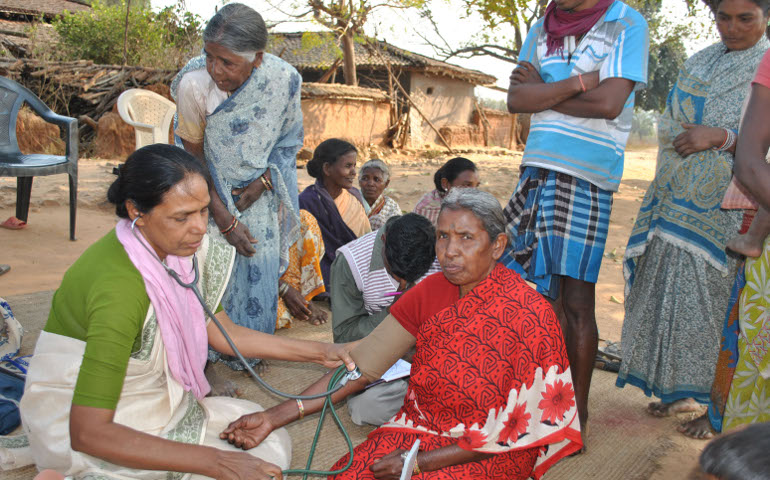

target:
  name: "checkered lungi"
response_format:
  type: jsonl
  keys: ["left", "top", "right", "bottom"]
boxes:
{"left": 503, "top": 166, "right": 613, "bottom": 298}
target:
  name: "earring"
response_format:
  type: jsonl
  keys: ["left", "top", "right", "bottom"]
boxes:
{"left": 131, "top": 216, "right": 141, "bottom": 231}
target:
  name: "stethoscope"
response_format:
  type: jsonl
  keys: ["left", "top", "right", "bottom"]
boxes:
{"left": 130, "top": 216, "right": 361, "bottom": 477}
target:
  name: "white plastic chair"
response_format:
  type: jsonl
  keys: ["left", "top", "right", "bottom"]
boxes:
{"left": 117, "top": 89, "right": 177, "bottom": 150}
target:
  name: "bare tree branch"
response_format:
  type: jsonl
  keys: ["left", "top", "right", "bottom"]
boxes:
{"left": 444, "top": 44, "right": 518, "bottom": 63}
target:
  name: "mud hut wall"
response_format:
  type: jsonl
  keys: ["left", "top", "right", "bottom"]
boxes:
{"left": 301, "top": 97, "right": 390, "bottom": 149}
{"left": 407, "top": 73, "right": 474, "bottom": 147}
{"left": 472, "top": 109, "right": 518, "bottom": 148}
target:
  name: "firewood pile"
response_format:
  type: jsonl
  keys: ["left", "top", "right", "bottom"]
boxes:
{"left": 0, "top": 57, "right": 177, "bottom": 133}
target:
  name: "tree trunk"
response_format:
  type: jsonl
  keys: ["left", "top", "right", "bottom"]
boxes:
{"left": 340, "top": 29, "right": 357, "bottom": 86}
{"left": 123, "top": 0, "right": 131, "bottom": 66}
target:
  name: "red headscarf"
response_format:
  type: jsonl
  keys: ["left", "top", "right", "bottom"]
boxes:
{"left": 543, "top": 0, "right": 614, "bottom": 57}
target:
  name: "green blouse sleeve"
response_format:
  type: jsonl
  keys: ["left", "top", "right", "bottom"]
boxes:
{"left": 72, "top": 276, "right": 148, "bottom": 409}
{"left": 45, "top": 230, "right": 150, "bottom": 410}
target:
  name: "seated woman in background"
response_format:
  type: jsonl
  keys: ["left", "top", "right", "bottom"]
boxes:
{"left": 414, "top": 157, "right": 479, "bottom": 226}
{"left": 0, "top": 145, "right": 355, "bottom": 480}
{"left": 276, "top": 210, "right": 328, "bottom": 328}
{"left": 359, "top": 159, "right": 401, "bottom": 230}
{"left": 222, "top": 188, "right": 581, "bottom": 480}
{"left": 299, "top": 139, "right": 371, "bottom": 288}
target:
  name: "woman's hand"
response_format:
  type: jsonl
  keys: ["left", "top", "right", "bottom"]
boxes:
{"left": 220, "top": 412, "right": 276, "bottom": 450}
{"left": 282, "top": 285, "right": 312, "bottom": 322}
{"left": 226, "top": 221, "right": 258, "bottom": 257}
{"left": 213, "top": 450, "right": 283, "bottom": 480}
{"left": 509, "top": 61, "right": 543, "bottom": 86}
{"left": 318, "top": 341, "right": 359, "bottom": 370}
{"left": 370, "top": 449, "right": 407, "bottom": 479}
{"left": 673, "top": 123, "right": 726, "bottom": 157}
{"left": 233, "top": 170, "right": 272, "bottom": 213}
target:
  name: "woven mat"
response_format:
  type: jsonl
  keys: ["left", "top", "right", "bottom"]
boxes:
{"left": 2, "top": 290, "right": 702, "bottom": 479}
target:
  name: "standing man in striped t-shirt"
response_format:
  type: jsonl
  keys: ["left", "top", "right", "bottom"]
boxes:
{"left": 504, "top": 0, "right": 648, "bottom": 445}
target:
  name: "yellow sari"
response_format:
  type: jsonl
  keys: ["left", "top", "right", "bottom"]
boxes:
{"left": 276, "top": 211, "right": 326, "bottom": 329}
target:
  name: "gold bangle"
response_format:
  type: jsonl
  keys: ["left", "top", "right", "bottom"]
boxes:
{"left": 260, "top": 174, "right": 273, "bottom": 191}
{"left": 296, "top": 399, "right": 305, "bottom": 419}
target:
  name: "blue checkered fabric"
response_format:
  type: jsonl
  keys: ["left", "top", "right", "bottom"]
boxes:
{"left": 503, "top": 166, "right": 612, "bottom": 298}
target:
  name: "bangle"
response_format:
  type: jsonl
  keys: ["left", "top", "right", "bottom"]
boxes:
{"left": 296, "top": 399, "right": 305, "bottom": 419}
{"left": 223, "top": 219, "right": 239, "bottom": 236}
{"left": 279, "top": 282, "right": 290, "bottom": 297}
{"left": 260, "top": 174, "right": 273, "bottom": 191}
{"left": 578, "top": 73, "right": 586, "bottom": 93}
{"left": 714, "top": 128, "right": 737, "bottom": 152}
{"left": 414, "top": 456, "right": 422, "bottom": 475}
{"left": 220, "top": 216, "right": 237, "bottom": 235}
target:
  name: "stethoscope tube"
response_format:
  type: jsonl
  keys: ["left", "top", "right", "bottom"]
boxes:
{"left": 130, "top": 217, "right": 359, "bottom": 477}
{"left": 129, "top": 217, "right": 357, "bottom": 400}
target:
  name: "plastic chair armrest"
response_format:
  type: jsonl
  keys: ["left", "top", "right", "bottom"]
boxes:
{"left": 41, "top": 113, "right": 78, "bottom": 161}
{"left": 121, "top": 117, "right": 155, "bottom": 131}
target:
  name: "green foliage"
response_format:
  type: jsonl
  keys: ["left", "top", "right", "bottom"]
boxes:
{"left": 50, "top": 1, "right": 203, "bottom": 69}
{"left": 479, "top": 97, "right": 507, "bottom": 111}
{"left": 98, "top": 0, "right": 152, "bottom": 8}
{"left": 636, "top": 35, "right": 687, "bottom": 112}
{"left": 624, "top": 0, "right": 689, "bottom": 112}
{"left": 631, "top": 109, "right": 658, "bottom": 140}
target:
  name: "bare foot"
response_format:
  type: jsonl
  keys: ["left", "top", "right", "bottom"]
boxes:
{"left": 727, "top": 233, "right": 764, "bottom": 258}
{"left": 647, "top": 398, "right": 700, "bottom": 418}
{"left": 243, "top": 359, "right": 269, "bottom": 376}
{"left": 677, "top": 413, "right": 715, "bottom": 440}
{"left": 568, "top": 421, "right": 589, "bottom": 456}
{"left": 307, "top": 302, "right": 328, "bottom": 326}
{"left": 205, "top": 367, "right": 241, "bottom": 398}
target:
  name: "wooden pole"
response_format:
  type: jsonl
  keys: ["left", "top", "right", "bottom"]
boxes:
{"left": 473, "top": 98, "right": 491, "bottom": 147}
{"left": 366, "top": 43, "right": 454, "bottom": 153}
{"left": 509, "top": 113, "right": 518, "bottom": 149}
{"left": 122, "top": 0, "right": 131, "bottom": 66}
{"left": 318, "top": 57, "right": 342, "bottom": 83}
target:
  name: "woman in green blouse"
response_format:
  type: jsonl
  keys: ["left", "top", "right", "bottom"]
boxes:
{"left": 2, "top": 144, "right": 354, "bottom": 480}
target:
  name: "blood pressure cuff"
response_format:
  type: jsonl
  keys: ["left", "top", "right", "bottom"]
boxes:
{"left": 349, "top": 314, "right": 416, "bottom": 382}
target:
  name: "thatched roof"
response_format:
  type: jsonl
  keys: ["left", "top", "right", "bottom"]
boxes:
{"left": 302, "top": 82, "right": 388, "bottom": 101}
{"left": 268, "top": 32, "right": 496, "bottom": 86}
{"left": 0, "top": 0, "right": 90, "bottom": 19}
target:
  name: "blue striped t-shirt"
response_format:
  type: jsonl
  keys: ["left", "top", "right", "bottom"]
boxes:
{"left": 519, "top": 1, "right": 649, "bottom": 192}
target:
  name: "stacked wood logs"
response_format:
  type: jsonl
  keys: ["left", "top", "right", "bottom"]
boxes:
{"left": 0, "top": 58, "right": 177, "bottom": 134}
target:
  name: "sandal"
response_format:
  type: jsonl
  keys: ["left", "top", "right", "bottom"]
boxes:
{"left": 0, "top": 265, "right": 9, "bottom": 276}
{"left": 0, "top": 217, "right": 27, "bottom": 230}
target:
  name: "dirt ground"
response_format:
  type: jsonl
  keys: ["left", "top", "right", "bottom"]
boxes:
{"left": 0, "top": 146, "right": 708, "bottom": 478}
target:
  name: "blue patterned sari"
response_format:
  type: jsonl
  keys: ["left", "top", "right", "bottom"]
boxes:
{"left": 172, "top": 54, "right": 302, "bottom": 368}
{"left": 617, "top": 39, "right": 769, "bottom": 402}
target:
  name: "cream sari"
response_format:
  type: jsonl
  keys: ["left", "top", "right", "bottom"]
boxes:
{"left": 0, "top": 229, "right": 291, "bottom": 479}
{"left": 334, "top": 190, "right": 371, "bottom": 238}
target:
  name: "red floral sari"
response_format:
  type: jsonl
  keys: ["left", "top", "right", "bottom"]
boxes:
{"left": 330, "top": 264, "right": 582, "bottom": 479}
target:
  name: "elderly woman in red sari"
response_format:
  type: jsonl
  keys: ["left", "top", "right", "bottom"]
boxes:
{"left": 221, "top": 188, "right": 581, "bottom": 479}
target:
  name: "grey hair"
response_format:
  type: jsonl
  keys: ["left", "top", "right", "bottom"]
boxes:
{"left": 203, "top": 3, "right": 267, "bottom": 59}
{"left": 440, "top": 188, "right": 508, "bottom": 244}
{"left": 359, "top": 159, "right": 390, "bottom": 182}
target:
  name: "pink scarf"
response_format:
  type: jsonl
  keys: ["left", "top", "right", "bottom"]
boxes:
{"left": 543, "top": 0, "right": 614, "bottom": 56}
{"left": 116, "top": 219, "right": 211, "bottom": 399}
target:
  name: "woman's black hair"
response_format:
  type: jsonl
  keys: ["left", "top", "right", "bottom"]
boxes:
{"left": 383, "top": 213, "right": 436, "bottom": 283}
{"left": 433, "top": 157, "right": 477, "bottom": 192}
{"left": 699, "top": 423, "right": 770, "bottom": 479}
{"left": 107, "top": 144, "right": 212, "bottom": 219}
{"left": 716, "top": 0, "right": 770, "bottom": 14}
{"left": 306, "top": 138, "right": 357, "bottom": 179}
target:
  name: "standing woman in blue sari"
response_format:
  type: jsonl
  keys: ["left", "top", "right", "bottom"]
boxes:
{"left": 617, "top": 0, "right": 769, "bottom": 419}
{"left": 171, "top": 3, "right": 302, "bottom": 369}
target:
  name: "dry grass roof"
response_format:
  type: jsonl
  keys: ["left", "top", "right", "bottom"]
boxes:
{"left": 0, "top": 0, "right": 90, "bottom": 18}
{"left": 268, "top": 32, "right": 497, "bottom": 86}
